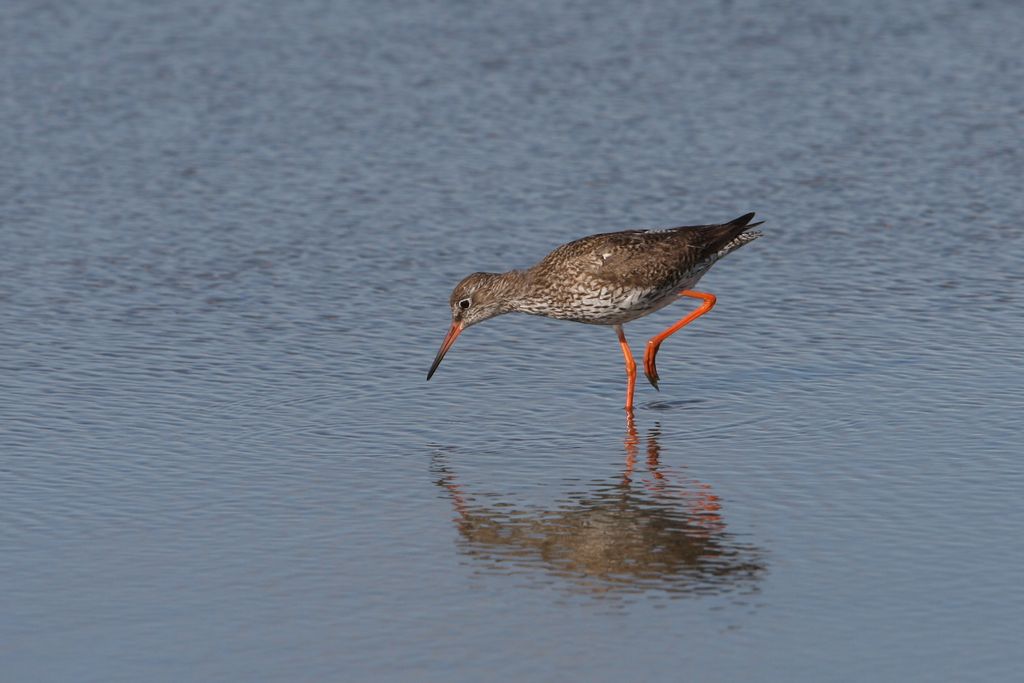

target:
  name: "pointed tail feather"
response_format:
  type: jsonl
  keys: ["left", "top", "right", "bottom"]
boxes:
{"left": 703, "top": 212, "right": 764, "bottom": 251}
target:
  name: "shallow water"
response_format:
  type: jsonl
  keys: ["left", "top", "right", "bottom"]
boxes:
{"left": 3, "top": 0, "right": 1023, "bottom": 680}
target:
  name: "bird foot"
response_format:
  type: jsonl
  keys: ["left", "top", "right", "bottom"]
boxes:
{"left": 643, "top": 344, "right": 661, "bottom": 390}
{"left": 644, "top": 362, "right": 660, "bottom": 390}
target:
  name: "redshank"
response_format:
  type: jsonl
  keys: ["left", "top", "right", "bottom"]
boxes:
{"left": 427, "top": 212, "right": 763, "bottom": 410}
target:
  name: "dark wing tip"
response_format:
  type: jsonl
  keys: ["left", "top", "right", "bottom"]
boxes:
{"left": 730, "top": 212, "right": 765, "bottom": 230}
{"left": 697, "top": 212, "right": 765, "bottom": 252}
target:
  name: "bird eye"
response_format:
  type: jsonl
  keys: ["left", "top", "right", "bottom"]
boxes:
{"left": 458, "top": 298, "right": 471, "bottom": 310}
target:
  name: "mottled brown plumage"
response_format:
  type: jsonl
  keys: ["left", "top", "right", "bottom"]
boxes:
{"left": 428, "top": 212, "right": 764, "bottom": 410}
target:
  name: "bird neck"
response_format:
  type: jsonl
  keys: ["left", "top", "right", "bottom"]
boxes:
{"left": 493, "top": 269, "right": 560, "bottom": 316}
{"left": 489, "top": 270, "right": 532, "bottom": 313}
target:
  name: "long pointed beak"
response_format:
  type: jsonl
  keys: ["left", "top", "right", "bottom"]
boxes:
{"left": 426, "top": 322, "right": 463, "bottom": 380}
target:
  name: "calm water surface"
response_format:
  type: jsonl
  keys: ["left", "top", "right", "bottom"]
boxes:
{"left": 2, "top": 0, "right": 1023, "bottom": 681}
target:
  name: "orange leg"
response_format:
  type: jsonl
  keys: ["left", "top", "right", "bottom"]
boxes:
{"left": 643, "top": 290, "right": 717, "bottom": 389}
{"left": 622, "top": 409, "right": 639, "bottom": 483}
{"left": 614, "top": 324, "right": 637, "bottom": 411}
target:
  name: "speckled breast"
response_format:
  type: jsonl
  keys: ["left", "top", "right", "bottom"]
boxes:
{"left": 517, "top": 278, "right": 697, "bottom": 325}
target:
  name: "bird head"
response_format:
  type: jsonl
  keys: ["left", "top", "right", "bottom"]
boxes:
{"left": 427, "top": 272, "right": 515, "bottom": 380}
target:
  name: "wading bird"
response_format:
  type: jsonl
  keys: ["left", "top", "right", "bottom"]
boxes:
{"left": 427, "top": 213, "right": 763, "bottom": 410}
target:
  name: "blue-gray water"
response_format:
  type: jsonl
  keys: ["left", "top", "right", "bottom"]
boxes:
{"left": 2, "top": 1, "right": 1022, "bottom": 681}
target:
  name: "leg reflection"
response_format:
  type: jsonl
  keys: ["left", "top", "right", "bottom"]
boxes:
{"left": 623, "top": 418, "right": 723, "bottom": 533}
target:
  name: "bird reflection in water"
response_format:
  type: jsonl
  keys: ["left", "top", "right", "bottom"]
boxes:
{"left": 432, "top": 416, "right": 765, "bottom": 598}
